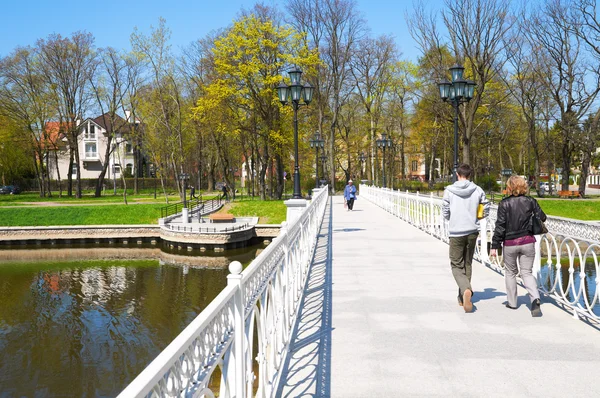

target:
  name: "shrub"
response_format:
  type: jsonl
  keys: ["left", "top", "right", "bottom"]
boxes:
{"left": 475, "top": 175, "right": 500, "bottom": 192}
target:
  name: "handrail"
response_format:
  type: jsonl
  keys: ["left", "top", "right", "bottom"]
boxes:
{"left": 160, "top": 194, "right": 223, "bottom": 220}
{"left": 120, "top": 186, "right": 329, "bottom": 397}
{"left": 360, "top": 185, "right": 600, "bottom": 323}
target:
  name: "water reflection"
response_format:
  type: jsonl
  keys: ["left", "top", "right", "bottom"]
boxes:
{"left": 0, "top": 245, "right": 262, "bottom": 397}
{"left": 539, "top": 259, "right": 600, "bottom": 316}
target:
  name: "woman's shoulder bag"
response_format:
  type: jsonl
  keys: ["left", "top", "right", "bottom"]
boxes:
{"left": 529, "top": 197, "right": 548, "bottom": 235}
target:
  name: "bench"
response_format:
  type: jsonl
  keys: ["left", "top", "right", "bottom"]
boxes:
{"left": 558, "top": 190, "right": 580, "bottom": 199}
{"left": 209, "top": 213, "right": 235, "bottom": 223}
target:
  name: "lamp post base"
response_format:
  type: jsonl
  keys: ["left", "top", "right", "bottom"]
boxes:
{"left": 285, "top": 198, "right": 308, "bottom": 224}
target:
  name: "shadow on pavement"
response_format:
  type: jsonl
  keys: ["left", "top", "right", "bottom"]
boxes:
{"left": 277, "top": 197, "right": 333, "bottom": 397}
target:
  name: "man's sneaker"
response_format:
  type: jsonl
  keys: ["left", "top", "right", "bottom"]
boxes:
{"left": 457, "top": 294, "right": 463, "bottom": 307}
{"left": 505, "top": 303, "right": 518, "bottom": 310}
{"left": 531, "top": 299, "right": 542, "bottom": 317}
{"left": 463, "top": 290, "right": 473, "bottom": 313}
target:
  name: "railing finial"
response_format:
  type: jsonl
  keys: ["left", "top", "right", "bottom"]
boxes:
{"left": 229, "top": 261, "right": 243, "bottom": 275}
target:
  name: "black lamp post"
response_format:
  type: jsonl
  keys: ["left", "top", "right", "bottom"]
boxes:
{"left": 179, "top": 173, "right": 190, "bottom": 208}
{"left": 358, "top": 152, "right": 367, "bottom": 181}
{"left": 309, "top": 131, "right": 325, "bottom": 188}
{"left": 437, "top": 64, "right": 476, "bottom": 182}
{"left": 376, "top": 133, "right": 393, "bottom": 188}
{"left": 320, "top": 153, "right": 327, "bottom": 187}
{"left": 277, "top": 68, "right": 314, "bottom": 199}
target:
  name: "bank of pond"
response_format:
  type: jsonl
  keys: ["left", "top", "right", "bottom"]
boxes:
{"left": 0, "top": 244, "right": 263, "bottom": 397}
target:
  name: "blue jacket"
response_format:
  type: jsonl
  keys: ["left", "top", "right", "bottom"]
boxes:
{"left": 344, "top": 185, "right": 357, "bottom": 200}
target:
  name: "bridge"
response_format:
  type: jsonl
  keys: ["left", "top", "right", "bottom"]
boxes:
{"left": 119, "top": 186, "right": 600, "bottom": 397}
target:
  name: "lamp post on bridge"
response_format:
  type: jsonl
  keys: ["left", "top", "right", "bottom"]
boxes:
{"left": 277, "top": 68, "right": 314, "bottom": 199}
{"left": 309, "top": 131, "right": 325, "bottom": 188}
{"left": 437, "top": 64, "right": 476, "bottom": 183}
{"left": 358, "top": 152, "right": 367, "bottom": 182}
{"left": 320, "top": 153, "right": 327, "bottom": 187}
{"left": 376, "top": 133, "right": 393, "bottom": 188}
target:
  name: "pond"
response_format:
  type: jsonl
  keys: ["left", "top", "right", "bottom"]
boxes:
{"left": 0, "top": 245, "right": 262, "bottom": 397}
{"left": 539, "top": 259, "right": 600, "bottom": 316}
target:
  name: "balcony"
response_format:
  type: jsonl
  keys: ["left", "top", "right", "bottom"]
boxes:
{"left": 84, "top": 151, "right": 99, "bottom": 161}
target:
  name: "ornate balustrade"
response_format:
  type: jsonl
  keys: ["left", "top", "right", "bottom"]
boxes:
{"left": 118, "top": 187, "right": 329, "bottom": 398}
{"left": 361, "top": 185, "right": 600, "bottom": 323}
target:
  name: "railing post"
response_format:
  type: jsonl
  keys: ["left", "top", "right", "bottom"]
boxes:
{"left": 227, "top": 261, "right": 246, "bottom": 398}
{"left": 533, "top": 235, "right": 542, "bottom": 279}
{"left": 479, "top": 217, "right": 489, "bottom": 263}
{"left": 429, "top": 193, "right": 434, "bottom": 234}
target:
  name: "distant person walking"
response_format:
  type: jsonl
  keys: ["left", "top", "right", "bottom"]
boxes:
{"left": 442, "top": 164, "right": 489, "bottom": 312}
{"left": 189, "top": 185, "right": 197, "bottom": 200}
{"left": 343, "top": 179, "right": 357, "bottom": 211}
{"left": 490, "top": 175, "right": 545, "bottom": 317}
{"left": 222, "top": 183, "right": 229, "bottom": 201}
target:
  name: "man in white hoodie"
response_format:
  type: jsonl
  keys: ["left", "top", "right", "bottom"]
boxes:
{"left": 442, "top": 164, "right": 489, "bottom": 313}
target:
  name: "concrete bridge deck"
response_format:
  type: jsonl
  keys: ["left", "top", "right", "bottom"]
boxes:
{"left": 278, "top": 195, "right": 600, "bottom": 397}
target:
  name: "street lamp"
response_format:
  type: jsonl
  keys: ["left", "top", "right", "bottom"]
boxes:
{"left": 309, "top": 131, "right": 325, "bottom": 188}
{"left": 320, "top": 153, "right": 327, "bottom": 187}
{"left": 179, "top": 173, "right": 190, "bottom": 208}
{"left": 376, "top": 133, "right": 393, "bottom": 188}
{"left": 358, "top": 152, "right": 367, "bottom": 182}
{"left": 277, "top": 67, "right": 314, "bottom": 199}
{"left": 437, "top": 64, "right": 476, "bottom": 182}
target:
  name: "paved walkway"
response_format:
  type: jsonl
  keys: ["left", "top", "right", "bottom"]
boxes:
{"left": 278, "top": 195, "right": 600, "bottom": 397}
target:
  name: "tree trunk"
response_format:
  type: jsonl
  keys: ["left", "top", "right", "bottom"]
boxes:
{"left": 561, "top": 135, "right": 571, "bottom": 191}
{"left": 67, "top": 152, "right": 74, "bottom": 197}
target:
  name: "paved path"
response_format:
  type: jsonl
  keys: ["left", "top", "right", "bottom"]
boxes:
{"left": 278, "top": 195, "right": 600, "bottom": 397}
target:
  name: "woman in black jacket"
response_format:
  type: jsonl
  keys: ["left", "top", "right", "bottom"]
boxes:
{"left": 490, "top": 175, "right": 547, "bottom": 317}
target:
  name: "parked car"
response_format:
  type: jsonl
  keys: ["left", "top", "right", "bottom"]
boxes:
{"left": 0, "top": 185, "right": 21, "bottom": 194}
{"left": 538, "top": 182, "right": 555, "bottom": 193}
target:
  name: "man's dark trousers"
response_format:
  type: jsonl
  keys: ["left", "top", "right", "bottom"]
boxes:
{"left": 449, "top": 232, "right": 478, "bottom": 297}
{"left": 347, "top": 198, "right": 354, "bottom": 210}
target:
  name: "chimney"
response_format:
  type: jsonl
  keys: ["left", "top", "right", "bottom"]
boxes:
{"left": 125, "top": 110, "right": 131, "bottom": 122}
{"left": 76, "top": 118, "right": 81, "bottom": 126}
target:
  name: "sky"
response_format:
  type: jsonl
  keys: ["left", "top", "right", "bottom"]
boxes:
{"left": 0, "top": 0, "right": 445, "bottom": 63}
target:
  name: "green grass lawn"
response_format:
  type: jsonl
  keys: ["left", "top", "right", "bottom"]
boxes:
{"left": 222, "top": 198, "right": 286, "bottom": 224}
{"left": 537, "top": 199, "right": 600, "bottom": 221}
{"left": 0, "top": 190, "right": 222, "bottom": 206}
{"left": 0, "top": 204, "right": 164, "bottom": 226}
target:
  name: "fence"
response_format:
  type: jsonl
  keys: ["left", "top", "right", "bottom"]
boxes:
{"left": 162, "top": 223, "right": 251, "bottom": 234}
{"left": 118, "top": 186, "right": 329, "bottom": 397}
{"left": 160, "top": 195, "right": 222, "bottom": 220}
{"left": 360, "top": 185, "right": 600, "bottom": 323}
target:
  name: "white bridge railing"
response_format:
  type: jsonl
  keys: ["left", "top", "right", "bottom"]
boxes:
{"left": 119, "top": 186, "right": 329, "bottom": 398}
{"left": 361, "top": 185, "right": 600, "bottom": 323}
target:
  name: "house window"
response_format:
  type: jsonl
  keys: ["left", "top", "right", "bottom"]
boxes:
{"left": 89, "top": 124, "right": 96, "bottom": 139}
{"left": 411, "top": 160, "right": 418, "bottom": 172}
{"left": 113, "top": 164, "right": 121, "bottom": 175}
{"left": 71, "top": 164, "right": 78, "bottom": 175}
{"left": 126, "top": 143, "right": 133, "bottom": 154}
{"left": 85, "top": 142, "right": 97, "bottom": 158}
{"left": 125, "top": 163, "right": 133, "bottom": 177}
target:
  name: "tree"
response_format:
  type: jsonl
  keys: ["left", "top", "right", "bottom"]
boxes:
{"left": 0, "top": 46, "right": 55, "bottom": 197}
{"left": 527, "top": 0, "right": 600, "bottom": 191}
{"left": 193, "top": 10, "right": 319, "bottom": 199}
{"left": 38, "top": 32, "right": 98, "bottom": 198}
{"left": 351, "top": 35, "right": 397, "bottom": 183}
{"left": 89, "top": 47, "right": 131, "bottom": 199}
{"left": 132, "top": 18, "right": 188, "bottom": 201}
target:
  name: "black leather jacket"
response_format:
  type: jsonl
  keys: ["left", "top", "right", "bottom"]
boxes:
{"left": 491, "top": 195, "right": 547, "bottom": 249}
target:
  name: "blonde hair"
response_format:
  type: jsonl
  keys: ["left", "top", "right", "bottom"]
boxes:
{"left": 506, "top": 175, "right": 528, "bottom": 196}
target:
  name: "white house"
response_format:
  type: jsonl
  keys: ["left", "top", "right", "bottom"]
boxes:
{"left": 47, "top": 112, "right": 139, "bottom": 180}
